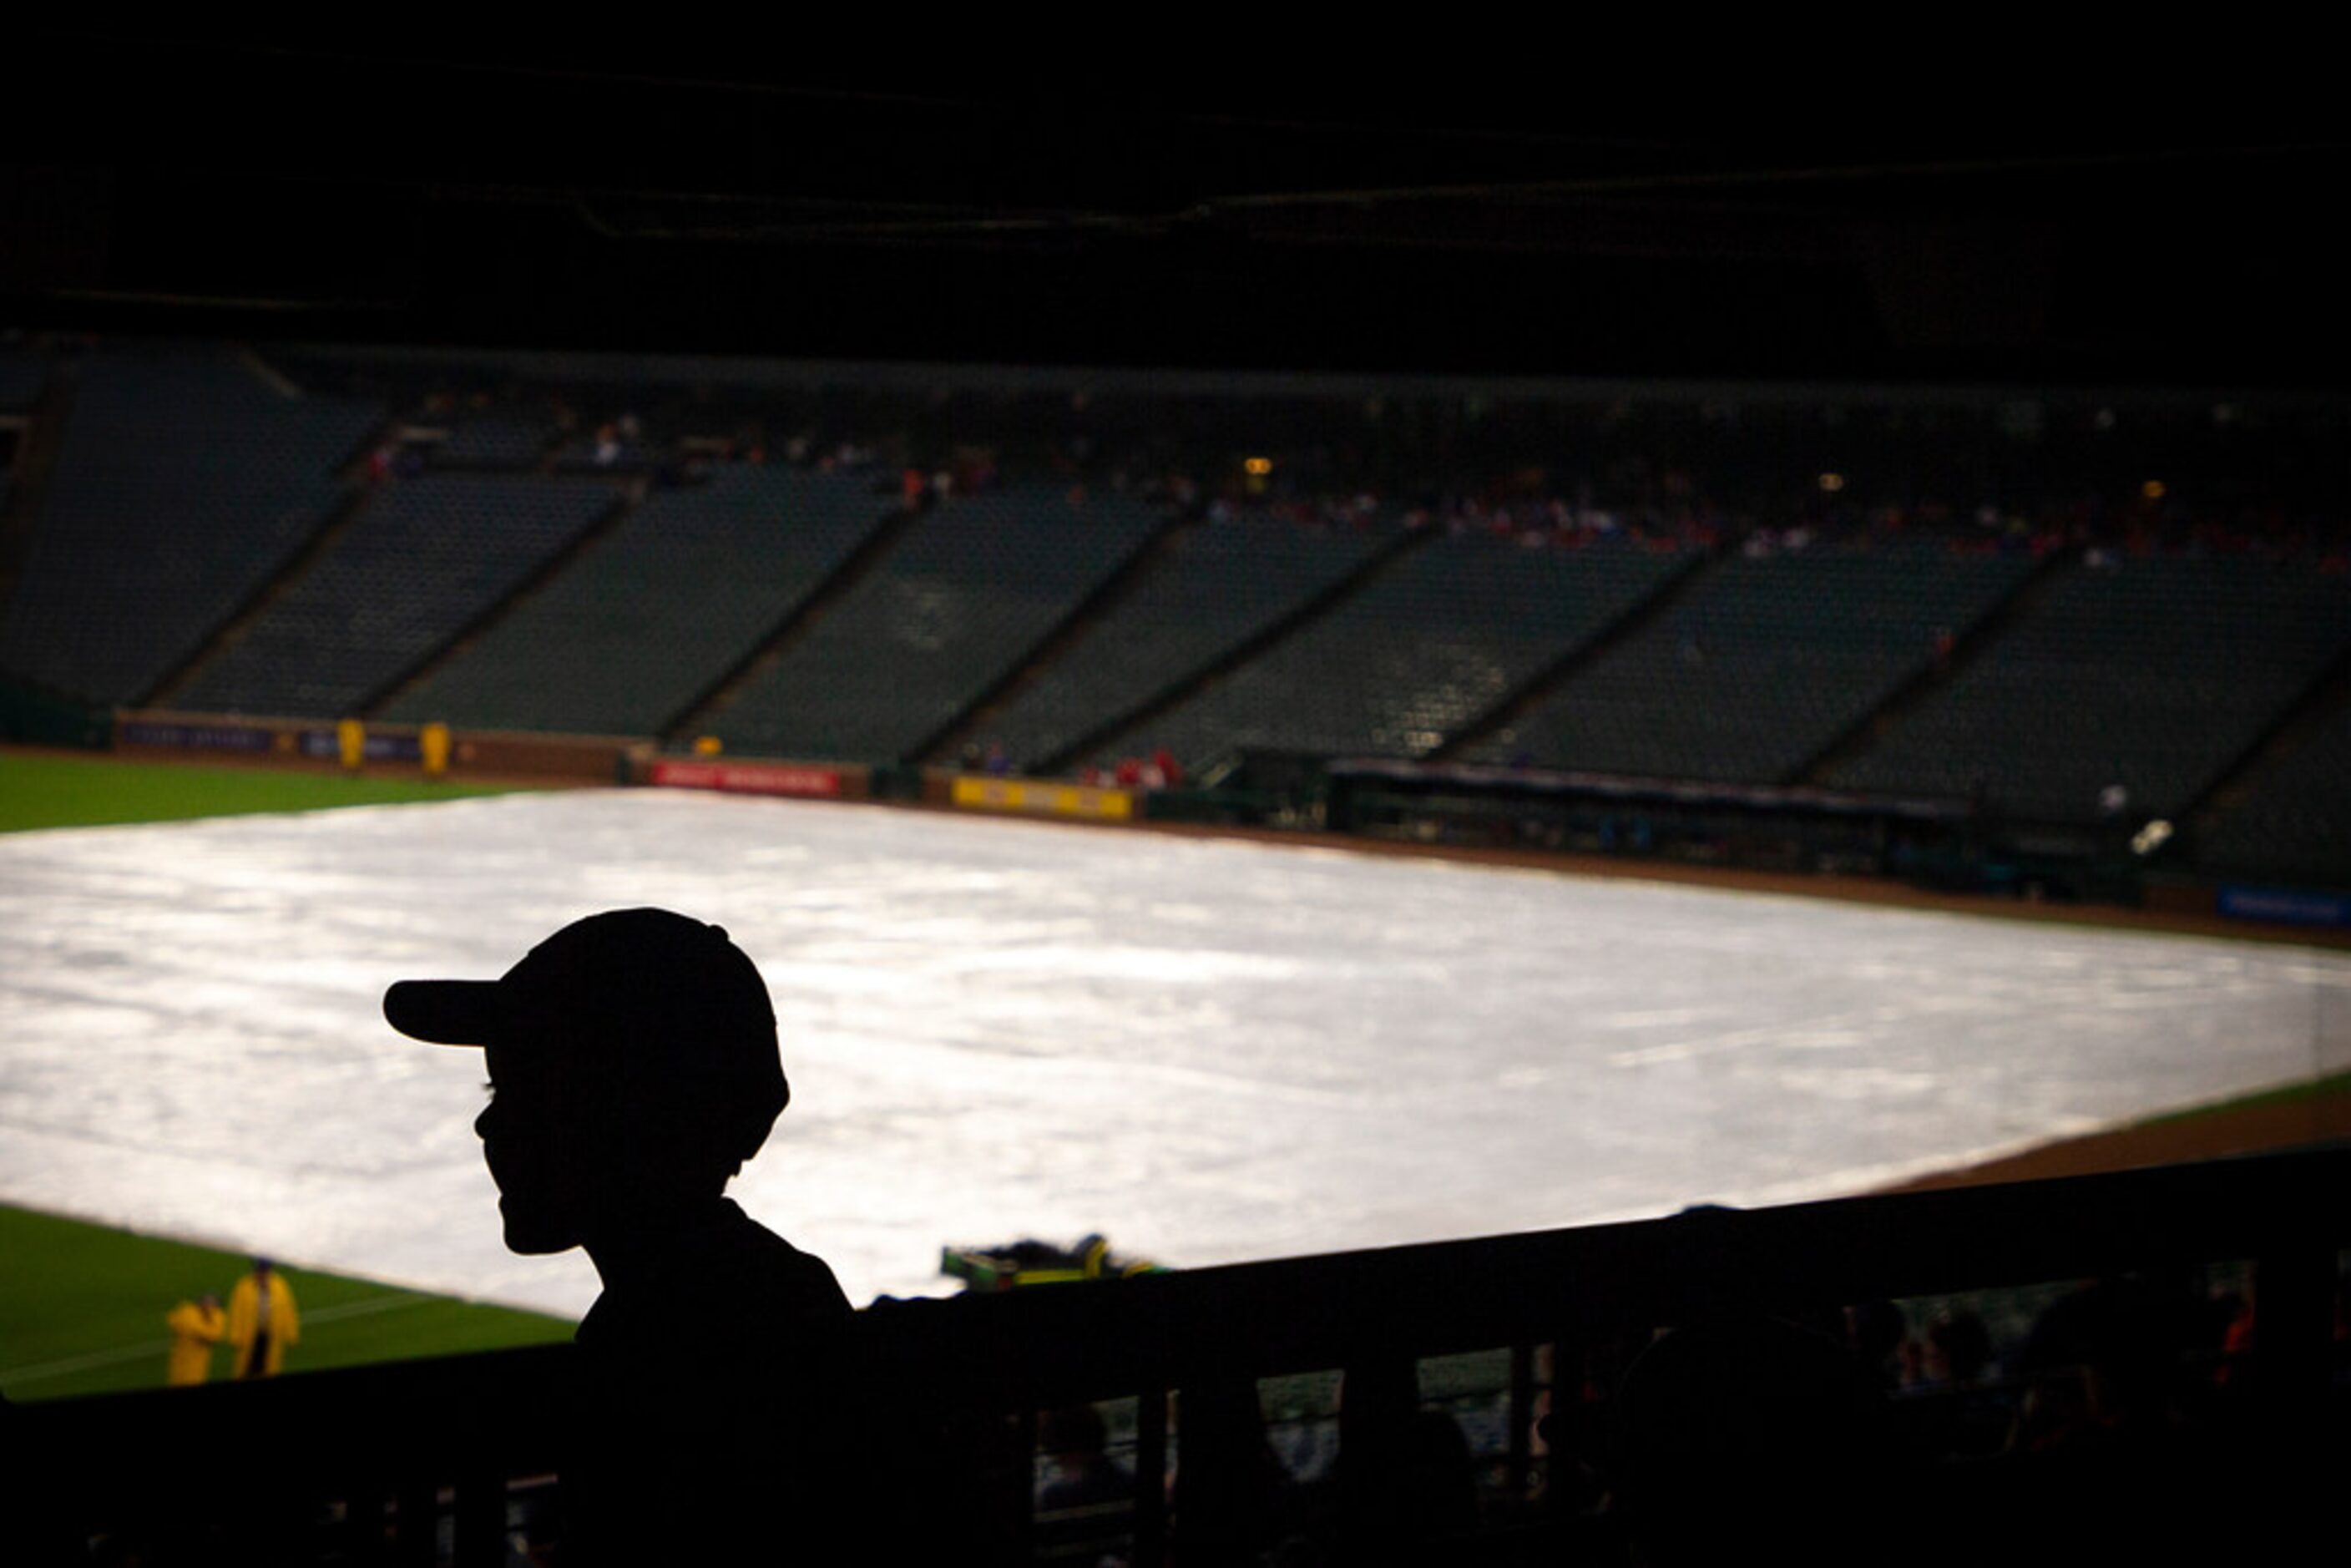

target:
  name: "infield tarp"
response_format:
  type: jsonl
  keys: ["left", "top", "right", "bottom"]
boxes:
{"left": 2, "top": 790, "right": 2344, "bottom": 1316}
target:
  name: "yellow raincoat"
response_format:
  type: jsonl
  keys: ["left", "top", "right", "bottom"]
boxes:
{"left": 226, "top": 1270, "right": 300, "bottom": 1378}
{"left": 164, "top": 1298, "right": 225, "bottom": 1386}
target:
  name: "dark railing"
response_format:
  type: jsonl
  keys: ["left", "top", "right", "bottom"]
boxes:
{"left": 16, "top": 1146, "right": 2348, "bottom": 1564}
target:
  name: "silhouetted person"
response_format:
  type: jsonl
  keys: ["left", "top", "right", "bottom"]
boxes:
{"left": 1611, "top": 1315, "right": 1889, "bottom": 1568}
{"left": 1338, "top": 1358, "right": 1479, "bottom": 1559}
{"left": 1037, "top": 1403, "right": 1134, "bottom": 1514}
{"left": 1171, "top": 1374, "right": 1294, "bottom": 1563}
{"left": 386, "top": 908, "right": 857, "bottom": 1565}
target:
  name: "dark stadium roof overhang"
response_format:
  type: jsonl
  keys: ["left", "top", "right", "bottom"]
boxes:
{"left": 6, "top": 34, "right": 2345, "bottom": 387}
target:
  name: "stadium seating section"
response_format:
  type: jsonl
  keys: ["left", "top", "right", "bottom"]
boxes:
{"left": 1826, "top": 555, "right": 2351, "bottom": 822}
{"left": 1466, "top": 540, "right": 2038, "bottom": 782}
{"left": 382, "top": 467, "right": 888, "bottom": 736}
{"left": 0, "top": 351, "right": 380, "bottom": 705}
{"left": 172, "top": 475, "right": 618, "bottom": 719}
{"left": 7, "top": 340, "right": 2351, "bottom": 889}
{"left": 2198, "top": 703, "right": 2351, "bottom": 888}
{"left": 709, "top": 483, "right": 1165, "bottom": 762}
{"left": 978, "top": 512, "right": 1393, "bottom": 770}
{"left": 0, "top": 346, "right": 48, "bottom": 410}
{"left": 429, "top": 409, "right": 559, "bottom": 469}
{"left": 1104, "top": 532, "right": 1696, "bottom": 771}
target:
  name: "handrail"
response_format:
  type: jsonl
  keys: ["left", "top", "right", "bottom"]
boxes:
{"left": 17, "top": 1146, "right": 2347, "bottom": 1562}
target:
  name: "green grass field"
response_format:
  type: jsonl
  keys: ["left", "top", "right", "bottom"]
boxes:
{"left": 3, "top": 750, "right": 560, "bottom": 1401}
{"left": 0, "top": 1205, "right": 574, "bottom": 1401}
{"left": 0, "top": 748, "right": 521, "bottom": 834}
{"left": 2136, "top": 1068, "right": 2351, "bottom": 1127}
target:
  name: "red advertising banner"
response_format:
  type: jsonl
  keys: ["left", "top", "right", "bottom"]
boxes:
{"left": 648, "top": 760, "right": 843, "bottom": 799}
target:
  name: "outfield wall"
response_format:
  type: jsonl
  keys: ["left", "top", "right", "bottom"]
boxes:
{"left": 113, "top": 711, "right": 631, "bottom": 783}
{"left": 79, "top": 719, "right": 2351, "bottom": 948}
{"left": 634, "top": 755, "right": 872, "bottom": 802}
{"left": 936, "top": 772, "right": 1135, "bottom": 822}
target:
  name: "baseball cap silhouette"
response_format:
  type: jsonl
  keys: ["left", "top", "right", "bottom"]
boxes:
{"left": 384, "top": 908, "right": 788, "bottom": 1161}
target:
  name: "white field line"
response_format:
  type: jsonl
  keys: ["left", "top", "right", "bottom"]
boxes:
{"left": 1, "top": 1292, "right": 436, "bottom": 1386}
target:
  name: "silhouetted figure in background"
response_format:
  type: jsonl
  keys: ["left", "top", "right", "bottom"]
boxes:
{"left": 1037, "top": 1403, "right": 1134, "bottom": 1514}
{"left": 1171, "top": 1374, "right": 1295, "bottom": 1564}
{"left": 1611, "top": 1315, "right": 1889, "bottom": 1568}
{"left": 1337, "top": 1358, "right": 1479, "bottom": 1560}
{"left": 386, "top": 908, "right": 857, "bottom": 1565}
{"left": 227, "top": 1258, "right": 298, "bottom": 1378}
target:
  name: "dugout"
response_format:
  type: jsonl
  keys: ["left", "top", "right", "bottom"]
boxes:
{"left": 0, "top": 672, "right": 109, "bottom": 749}
{"left": 1142, "top": 748, "right": 1334, "bottom": 830}
{"left": 1323, "top": 756, "right": 1981, "bottom": 880}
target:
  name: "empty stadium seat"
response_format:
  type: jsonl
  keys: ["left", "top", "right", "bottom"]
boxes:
{"left": 710, "top": 483, "right": 1165, "bottom": 762}
{"left": 1468, "top": 539, "right": 2035, "bottom": 783}
{"left": 382, "top": 466, "right": 890, "bottom": 736}
{"left": 1828, "top": 555, "right": 2351, "bottom": 822}
{"left": 1100, "top": 531, "right": 1694, "bottom": 772}
{"left": 980, "top": 511, "right": 1392, "bottom": 770}
{"left": 0, "top": 350, "right": 381, "bottom": 705}
{"left": 171, "top": 475, "right": 619, "bottom": 719}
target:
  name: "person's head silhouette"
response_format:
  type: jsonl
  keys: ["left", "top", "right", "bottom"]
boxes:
{"left": 386, "top": 909, "right": 857, "bottom": 1565}
{"left": 383, "top": 908, "right": 789, "bottom": 1257}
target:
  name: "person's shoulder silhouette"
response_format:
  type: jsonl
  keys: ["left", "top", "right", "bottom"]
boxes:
{"left": 387, "top": 908, "right": 857, "bottom": 1564}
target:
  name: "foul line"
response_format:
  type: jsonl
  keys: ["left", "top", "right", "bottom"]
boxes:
{"left": 1, "top": 1292, "right": 432, "bottom": 1387}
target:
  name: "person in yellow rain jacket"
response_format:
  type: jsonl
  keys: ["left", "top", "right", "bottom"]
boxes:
{"left": 226, "top": 1258, "right": 299, "bottom": 1378}
{"left": 164, "top": 1292, "right": 225, "bottom": 1386}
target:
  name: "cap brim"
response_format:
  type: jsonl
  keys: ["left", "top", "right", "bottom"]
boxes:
{"left": 383, "top": 979, "right": 502, "bottom": 1046}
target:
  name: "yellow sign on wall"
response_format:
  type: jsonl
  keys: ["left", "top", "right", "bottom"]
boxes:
{"left": 952, "top": 776, "right": 1134, "bottom": 821}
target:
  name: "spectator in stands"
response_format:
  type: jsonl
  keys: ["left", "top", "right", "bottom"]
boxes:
{"left": 1904, "top": 1306, "right": 2011, "bottom": 1460}
{"left": 2013, "top": 1272, "right": 2197, "bottom": 1449}
{"left": 1172, "top": 1375, "right": 1294, "bottom": 1561}
{"left": 1036, "top": 1403, "right": 1133, "bottom": 1513}
{"left": 227, "top": 1259, "right": 299, "bottom": 1379}
{"left": 1925, "top": 1307, "right": 1995, "bottom": 1390}
{"left": 1610, "top": 1315, "right": 1889, "bottom": 1566}
{"left": 384, "top": 908, "right": 859, "bottom": 1565}
{"left": 1844, "top": 1298, "right": 1909, "bottom": 1390}
{"left": 1338, "top": 1359, "right": 1479, "bottom": 1554}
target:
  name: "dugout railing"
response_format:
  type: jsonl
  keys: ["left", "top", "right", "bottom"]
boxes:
{"left": 15, "top": 1146, "right": 2348, "bottom": 1564}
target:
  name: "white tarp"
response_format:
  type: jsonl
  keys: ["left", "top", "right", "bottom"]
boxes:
{"left": 3, "top": 790, "right": 2343, "bottom": 1316}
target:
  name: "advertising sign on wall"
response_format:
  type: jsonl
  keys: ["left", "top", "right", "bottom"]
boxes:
{"left": 649, "top": 760, "right": 845, "bottom": 799}
{"left": 951, "top": 776, "right": 1134, "bottom": 821}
